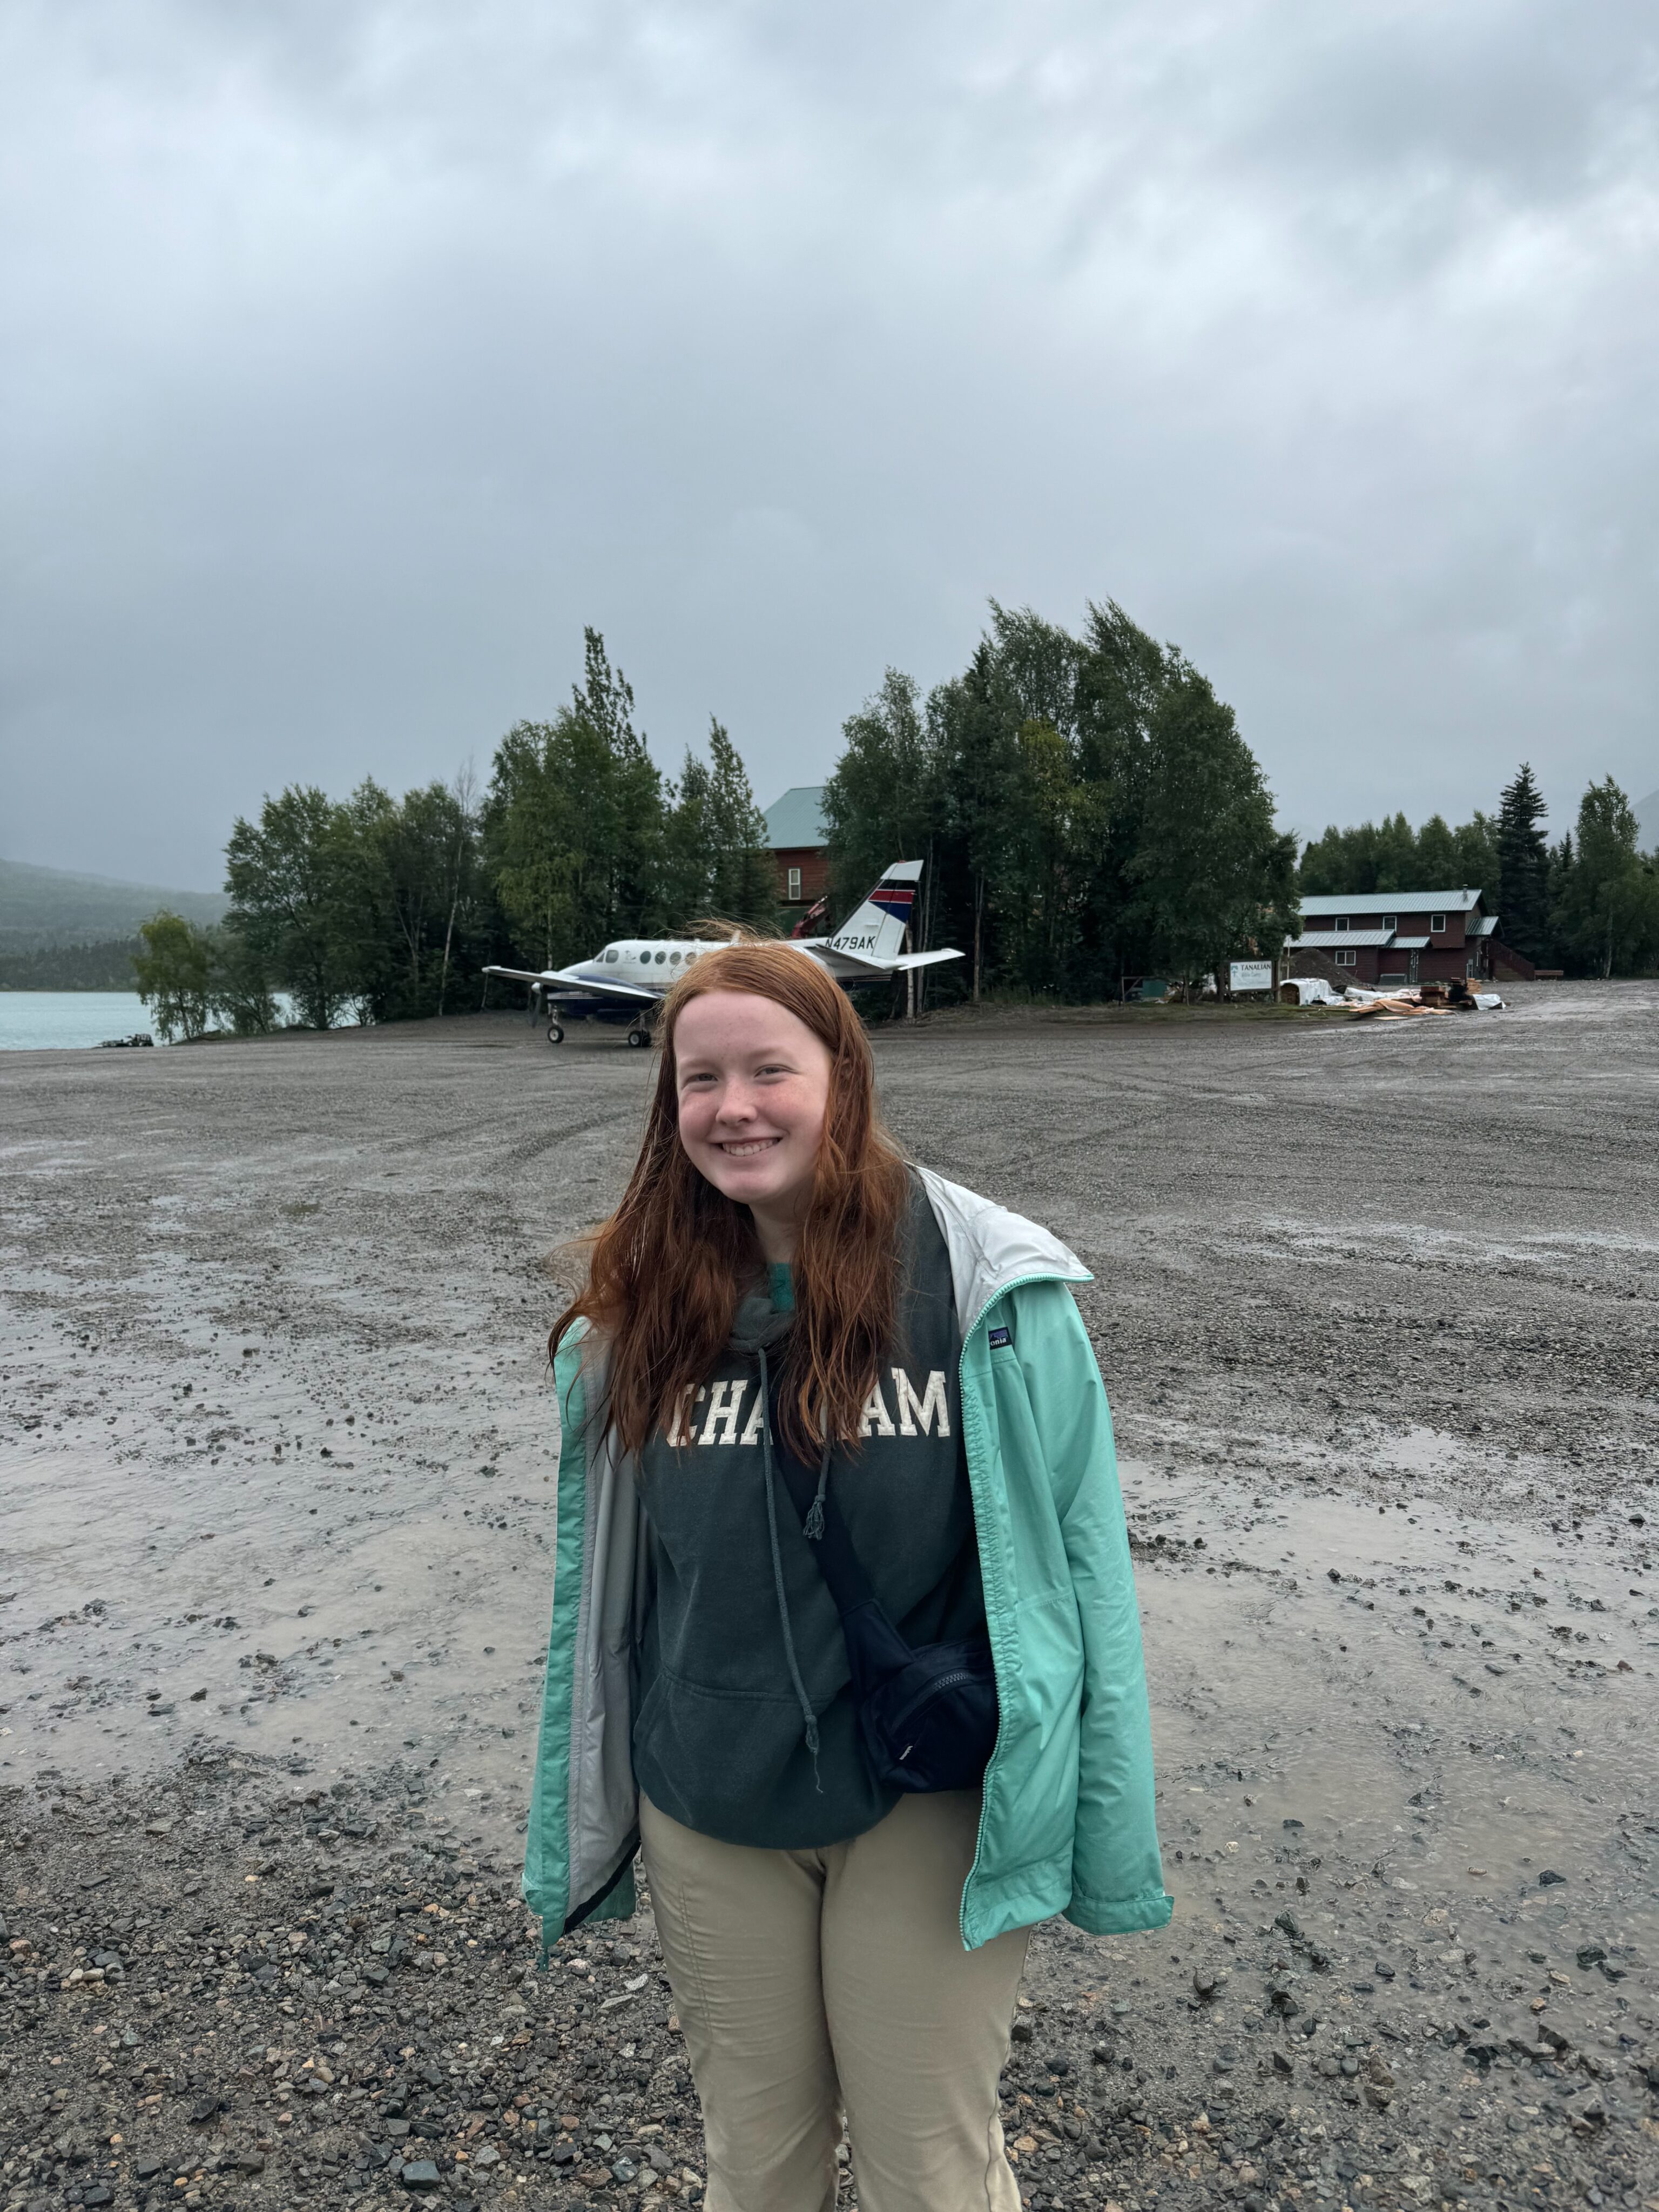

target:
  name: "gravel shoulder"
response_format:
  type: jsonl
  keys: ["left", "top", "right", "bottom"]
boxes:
{"left": 2, "top": 984, "right": 1656, "bottom": 2212}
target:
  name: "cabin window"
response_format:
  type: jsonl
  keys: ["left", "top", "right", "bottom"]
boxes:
{"left": 670, "top": 951, "right": 682, "bottom": 965}
{"left": 1381, "top": 915, "right": 1397, "bottom": 932}
{"left": 1334, "top": 916, "right": 1350, "bottom": 932}
{"left": 1334, "top": 948, "right": 1358, "bottom": 968}
{"left": 656, "top": 950, "right": 667, "bottom": 963}
{"left": 1431, "top": 913, "right": 1446, "bottom": 933}
{"left": 787, "top": 867, "right": 802, "bottom": 901}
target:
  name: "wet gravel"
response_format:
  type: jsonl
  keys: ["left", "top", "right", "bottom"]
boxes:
{"left": 2, "top": 982, "right": 1656, "bottom": 2212}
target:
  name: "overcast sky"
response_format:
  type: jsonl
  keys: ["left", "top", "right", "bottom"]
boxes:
{"left": 2, "top": 0, "right": 1656, "bottom": 890}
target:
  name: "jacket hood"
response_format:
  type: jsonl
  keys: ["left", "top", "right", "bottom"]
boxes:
{"left": 915, "top": 1166, "right": 1092, "bottom": 1337}
{"left": 728, "top": 1287, "right": 792, "bottom": 1357}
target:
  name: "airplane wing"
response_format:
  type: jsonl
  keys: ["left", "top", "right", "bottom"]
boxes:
{"left": 891, "top": 948, "right": 962, "bottom": 972}
{"left": 803, "top": 944, "right": 963, "bottom": 981}
{"left": 806, "top": 947, "right": 895, "bottom": 980}
{"left": 482, "top": 963, "right": 662, "bottom": 1006}
{"left": 482, "top": 965, "right": 552, "bottom": 986}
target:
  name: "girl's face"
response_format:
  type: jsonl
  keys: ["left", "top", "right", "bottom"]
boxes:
{"left": 672, "top": 989, "right": 833, "bottom": 1235}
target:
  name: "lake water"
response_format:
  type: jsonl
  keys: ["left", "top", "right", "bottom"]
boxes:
{"left": 0, "top": 992, "right": 163, "bottom": 1051}
{"left": 0, "top": 992, "right": 312, "bottom": 1050}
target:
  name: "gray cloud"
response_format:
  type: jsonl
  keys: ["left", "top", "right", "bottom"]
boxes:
{"left": 2, "top": 0, "right": 1656, "bottom": 886}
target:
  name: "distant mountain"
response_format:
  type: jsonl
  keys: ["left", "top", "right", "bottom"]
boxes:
{"left": 1635, "top": 787, "right": 1659, "bottom": 856}
{"left": 0, "top": 857, "right": 228, "bottom": 952}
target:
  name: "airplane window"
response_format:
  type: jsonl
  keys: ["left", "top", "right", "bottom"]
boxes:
{"left": 670, "top": 952, "right": 682, "bottom": 964}
{"left": 604, "top": 949, "right": 619, "bottom": 963}
{"left": 656, "top": 949, "right": 667, "bottom": 964}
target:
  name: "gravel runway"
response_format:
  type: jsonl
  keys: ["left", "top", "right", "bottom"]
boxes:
{"left": 2, "top": 985, "right": 1655, "bottom": 2212}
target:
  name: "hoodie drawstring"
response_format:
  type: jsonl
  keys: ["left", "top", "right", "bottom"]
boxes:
{"left": 757, "top": 1344, "right": 822, "bottom": 1787}
{"left": 803, "top": 1445, "right": 831, "bottom": 1541}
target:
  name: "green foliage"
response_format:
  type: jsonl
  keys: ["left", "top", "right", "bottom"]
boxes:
{"left": 659, "top": 750, "right": 715, "bottom": 928}
{"left": 1298, "top": 810, "right": 1496, "bottom": 896}
{"left": 401, "top": 773, "right": 483, "bottom": 1017}
{"left": 483, "top": 630, "right": 667, "bottom": 967}
{"left": 1550, "top": 779, "right": 1659, "bottom": 977}
{"left": 225, "top": 786, "right": 360, "bottom": 1029}
{"left": 660, "top": 720, "right": 776, "bottom": 929}
{"left": 219, "top": 630, "right": 779, "bottom": 1028}
{"left": 336, "top": 773, "right": 485, "bottom": 1022}
{"left": 210, "top": 615, "right": 1659, "bottom": 1028}
{"left": 1414, "top": 811, "right": 1499, "bottom": 891}
{"left": 207, "top": 922, "right": 280, "bottom": 1035}
{"left": 1496, "top": 763, "right": 1550, "bottom": 962}
{"left": 226, "top": 767, "right": 490, "bottom": 1026}
{"left": 131, "top": 912, "right": 279, "bottom": 1038}
{"left": 824, "top": 670, "right": 943, "bottom": 938}
{"left": 825, "top": 599, "right": 1296, "bottom": 1003}
{"left": 1130, "top": 664, "right": 1299, "bottom": 988}
{"left": 484, "top": 635, "right": 777, "bottom": 968}
{"left": 132, "top": 913, "right": 215, "bottom": 1041}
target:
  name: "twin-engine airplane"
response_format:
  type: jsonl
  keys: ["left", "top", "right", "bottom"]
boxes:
{"left": 483, "top": 861, "right": 961, "bottom": 1045}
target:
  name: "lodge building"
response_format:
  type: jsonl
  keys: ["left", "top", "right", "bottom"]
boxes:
{"left": 762, "top": 785, "right": 829, "bottom": 914}
{"left": 1282, "top": 889, "right": 1535, "bottom": 988}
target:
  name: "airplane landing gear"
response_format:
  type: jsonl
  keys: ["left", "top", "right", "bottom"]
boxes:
{"left": 626, "top": 1026, "right": 652, "bottom": 1049}
{"left": 545, "top": 1021, "right": 565, "bottom": 1044}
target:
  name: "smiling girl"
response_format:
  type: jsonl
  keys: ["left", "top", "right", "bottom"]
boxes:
{"left": 525, "top": 941, "right": 1169, "bottom": 2212}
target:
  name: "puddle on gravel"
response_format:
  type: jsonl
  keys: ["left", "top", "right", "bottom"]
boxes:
{"left": 0, "top": 1342, "right": 565, "bottom": 1849}
{"left": 1123, "top": 1459, "right": 1659, "bottom": 1962}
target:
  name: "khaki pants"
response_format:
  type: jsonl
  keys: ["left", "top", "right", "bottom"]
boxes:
{"left": 638, "top": 1789, "right": 1029, "bottom": 2212}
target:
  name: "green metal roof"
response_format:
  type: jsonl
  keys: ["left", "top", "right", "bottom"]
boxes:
{"left": 762, "top": 785, "right": 827, "bottom": 849}
{"left": 1287, "top": 929, "right": 1395, "bottom": 949}
{"left": 1298, "top": 889, "right": 1483, "bottom": 916}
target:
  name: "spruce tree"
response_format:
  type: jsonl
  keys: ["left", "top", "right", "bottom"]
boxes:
{"left": 1496, "top": 763, "right": 1550, "bottom": 961}
{"left": 703, "top": 719, "right": 777, "bottom": 927}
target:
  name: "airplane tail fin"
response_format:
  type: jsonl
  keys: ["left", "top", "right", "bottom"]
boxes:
{"left": 827, "top": 861, "right": 922, "bottom": 965}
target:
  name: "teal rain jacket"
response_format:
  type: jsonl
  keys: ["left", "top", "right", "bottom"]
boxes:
{"left": 522, "top": 1168, "right": 1172, "bottom": 1952}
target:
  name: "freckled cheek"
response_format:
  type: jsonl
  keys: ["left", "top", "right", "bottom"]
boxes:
{"left": 677, "top": 1102, "right": 717, "bottom": 1148}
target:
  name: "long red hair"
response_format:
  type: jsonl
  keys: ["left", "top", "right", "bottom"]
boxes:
{"left": 550, "top": 941, "right": 911, "bottom": 1457}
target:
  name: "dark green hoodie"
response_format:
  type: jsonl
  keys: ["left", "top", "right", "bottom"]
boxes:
{"left": 631, "top": 1187, "right": 983, "bottom": 1848}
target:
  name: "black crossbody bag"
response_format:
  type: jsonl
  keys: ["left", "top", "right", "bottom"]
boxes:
{"left": 771, "top": 1431, "right": 999, "bottom": 1795}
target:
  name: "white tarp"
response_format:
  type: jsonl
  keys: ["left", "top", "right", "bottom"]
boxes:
{"left": 1278, "top": 976, "right": 1344, "bottom": 1005}
{"left": 1280, "top": 978, "right": 1505, "bottom": 1012}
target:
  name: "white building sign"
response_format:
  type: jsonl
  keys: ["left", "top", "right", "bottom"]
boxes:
{"left": 1229, "top": 960, "right": 1274, "bottom": 993}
